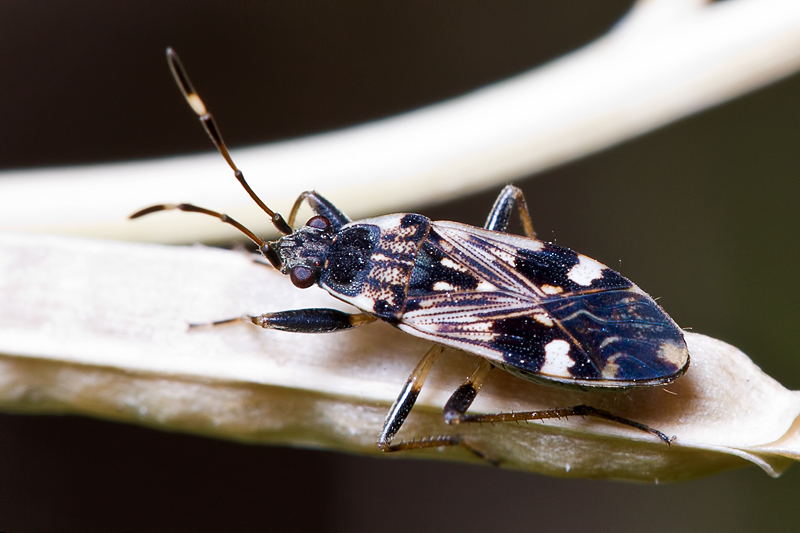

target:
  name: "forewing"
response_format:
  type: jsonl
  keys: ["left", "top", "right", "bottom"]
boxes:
{"left": 399, "top": 222, "right": 689, "bottom": 386}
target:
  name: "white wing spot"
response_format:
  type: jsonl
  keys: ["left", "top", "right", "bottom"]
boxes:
{"left": 657, "top": 340, "right": 689, "bottom": 367}
{"left": 602, "top": 355, "right": 621, "bottom": 379}
{"left": 567, "top": 255, "right": 606, "bottom": 286}
{"left": 440, "top": 257, "right": 468, "bottom": 272}
{"left": 599, "top": 336, "right": 620, "bottom": 350}
{"left": 475, "top": 280, "right": 496, "bottom": 292}
{"left": 539, "top": 339, "right": 574, "bottom": 378}
{"left": 540, "top": 284, "right": 563, "bottom": 295}
{"left": 432, "top": 281, "right": 456, "bottom": 291}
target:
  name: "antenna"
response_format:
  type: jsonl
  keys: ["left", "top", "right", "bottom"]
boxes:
{"left": 129, "top": 202, "right": 267, "bottom": 248}
{"left": 164, "top": 47, "right": 293, "bottom": 236}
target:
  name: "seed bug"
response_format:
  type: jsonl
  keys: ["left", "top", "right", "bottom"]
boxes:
{"left": 132, "top": 48, "right": 690, "bottom": 460}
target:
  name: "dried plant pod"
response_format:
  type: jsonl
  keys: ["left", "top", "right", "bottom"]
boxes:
{"left": 1, "top": 232, "right": 798, "bottom": 482}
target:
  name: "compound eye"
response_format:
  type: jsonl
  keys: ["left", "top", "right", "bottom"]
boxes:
{"left": 290, "top": 266, "right": 315, "bottom": 289}
{"left": 306, "top": 215, "right": 331, "bottom": 230}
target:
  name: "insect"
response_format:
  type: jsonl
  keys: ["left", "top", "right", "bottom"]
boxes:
{"left": 132, "top": 48, "right": 690, "bottom": 459}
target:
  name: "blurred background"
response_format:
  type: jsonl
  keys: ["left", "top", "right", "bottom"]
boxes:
{"left": 1, "top": 1, "right": 799, "bottom": 531}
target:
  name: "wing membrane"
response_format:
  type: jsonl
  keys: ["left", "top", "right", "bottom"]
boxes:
{"left": 398, "top": 222, "right": 688, "bottom": 385}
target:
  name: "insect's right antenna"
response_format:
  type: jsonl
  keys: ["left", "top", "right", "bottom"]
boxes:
{"left": 165, "top": 47, "right": 293, "bottom": 236}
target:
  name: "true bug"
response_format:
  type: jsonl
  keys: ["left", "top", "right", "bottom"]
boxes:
{"left": 132, "top": 48, "right": 690, "bottom": 458}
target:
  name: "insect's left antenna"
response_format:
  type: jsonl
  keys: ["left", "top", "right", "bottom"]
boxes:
{"left": 165, "top": 47, "right": 293, "bottom": 236}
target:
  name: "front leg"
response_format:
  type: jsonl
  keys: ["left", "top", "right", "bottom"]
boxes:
{"left": 192, "top": 308, "right": 376, "bottom": 333}
{"left": 287, "top": 191, "right": 351, "bottom": 230}
{"left": 251, "top": 309, "right": 376, "bottom": 332}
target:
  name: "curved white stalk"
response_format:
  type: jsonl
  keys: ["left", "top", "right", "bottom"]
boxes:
{"left": 2, "top": 0, "right": 800, "bottom": 243}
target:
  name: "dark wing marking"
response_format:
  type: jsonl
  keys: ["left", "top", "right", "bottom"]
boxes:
{"left": 542, "top": 290, "right": 689, "bottom": 384}
{"left": 398, "top": 222, "right": 689, "bottom": 386}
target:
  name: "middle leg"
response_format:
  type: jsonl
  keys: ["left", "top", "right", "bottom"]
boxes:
{"left": 378, "top": 350, "right": 495, "bottom": 461}
{"left": 484, "top": 185, "right": 536, "bottom": 237}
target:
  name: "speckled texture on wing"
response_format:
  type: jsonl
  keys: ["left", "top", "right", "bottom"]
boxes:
{"left": 398, "top": 221, "right": 689, "bottom": 387}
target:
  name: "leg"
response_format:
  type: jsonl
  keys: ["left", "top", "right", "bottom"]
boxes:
{"left": 458, "top": 406, "right": 673, "bottom": 445}
{"left": 378, "top": 348, "right": 494, "bottom": 461}
{"left": 441, "top": 357, "right": 673, "bottom": 447}
{"left": 288, "top": 191, "right": 350, "bottom": 230}
{"left": 443, "top": 359, "right": 494, "bottom": 424}
{"left": 443, "top": 360, "right": 673, "bottom": 444}
{"left": 378, "top": 345, "right": 463, "bottom": 452}
{"left": 191, "top": 308, "right": 376, "bottom": 333}
{"left": 484, "top": 185, "right": 536, "bottom": 238}
{"left": 379, "top": 352, "right": 672, "bottom": 464}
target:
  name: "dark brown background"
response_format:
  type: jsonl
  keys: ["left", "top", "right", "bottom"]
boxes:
{"left": 2, "top": 1, "right": 799, "bottom": 531}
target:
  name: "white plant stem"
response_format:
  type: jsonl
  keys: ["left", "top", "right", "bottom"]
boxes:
{"left": 2, "top": 0, "right": 800, "bottom": 243}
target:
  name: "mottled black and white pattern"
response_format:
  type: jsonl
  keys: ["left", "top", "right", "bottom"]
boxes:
{"left": 321, "top": 214, "right": 688, "bottom": 388}
{"left": 322, "top": 214, "right": 430, "bottom": 322}
{"left": 142, "top": 50, "right": 690, "bottom": 453}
